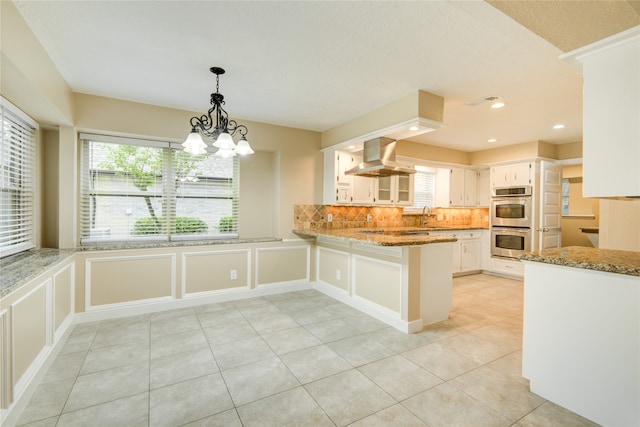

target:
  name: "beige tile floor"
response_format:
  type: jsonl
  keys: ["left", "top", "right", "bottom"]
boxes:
{"left": 15, "top": 273, "right": 600, "bottom": 427}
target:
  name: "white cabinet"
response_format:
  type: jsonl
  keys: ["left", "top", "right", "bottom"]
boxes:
{"left": 431, "top": 230, "right": 481, "bottom": 274}
{"left": 464, "top": 169, "right": 477, "bottom": 207}
{"left": 375, "top": 174, "right": 413, "bottom": 205}
{"left": 336, "top": 151, "right": 355, "bottom": 185}
{"left": 477, "top": 168, "right": 490, "bottom": 207}
{"left": 567, "top": 28, "right": 639, "bottom": 197}
{"left": 351, "top": 152, "right": 375, "bottom": 204}
{"left": 438, "top": 168, "right": 478, "bottom": 207}
{"left": 352, "top": 175, "right": 375, "bottom": 204}
{"left": 324, "top": 150, "right": 353, "bottom": 204}
{"left": 491, "top": 162, "right": 531, "bottom": 188}
{"left": 324, "top": 149, "right": 410, "bottom": 205}
{"left": 324, "top": 150, "right": 375, "bottom": 204}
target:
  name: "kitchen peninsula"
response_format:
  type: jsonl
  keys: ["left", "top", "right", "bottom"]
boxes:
{"left": 294, "top": 226, "right": 457, "bottom": 333}
{"left": 520, "top": 247, "right": 640, "bottom": 427}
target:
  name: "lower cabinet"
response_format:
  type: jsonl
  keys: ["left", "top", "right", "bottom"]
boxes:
{"left": 490, "top": 257, "right": 524, "bottom": 278}
{"left": 431, "top": 230, "right": 482, "bottom": 275}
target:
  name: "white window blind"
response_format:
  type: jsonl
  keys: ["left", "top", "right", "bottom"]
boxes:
{"left": 80, "top": 134, "right": 238, "bottom": 245}
{"left": 412, "top": 165, "right": 436, "bottom": 208}
{"left": 0, "top": 97, "right": 37, "bottom": 258}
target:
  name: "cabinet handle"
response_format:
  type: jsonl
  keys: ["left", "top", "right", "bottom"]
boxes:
{"left": 504, "top": 174, "right": 507, "bottom": 181}
{"left": 514, "top": 172, "right": 517, "bottom": 180}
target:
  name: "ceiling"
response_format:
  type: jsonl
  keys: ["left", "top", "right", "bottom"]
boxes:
{"left": 12, "top": 1, "right": 639, "bottom": 152}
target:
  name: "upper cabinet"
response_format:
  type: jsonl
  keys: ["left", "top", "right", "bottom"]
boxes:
{"left": 323, "top": 149, "right": 412, "bottom": 205}
{"left": 375, "top": 174, "right": 414, "bottom": 205}
{"left": 491, "top": 162, "right": 532, "bottom": 188}
{"left": 563, "top": 27, "right": 640, "bottom": 198}
{"left": 324, "top": 150, "right": 354, "bottom": 204}
{"left": 435, "top": 167, "right": 479, "bottom": 207}
{"left": 477, "top": 168, "right": 490, "bottom": 207}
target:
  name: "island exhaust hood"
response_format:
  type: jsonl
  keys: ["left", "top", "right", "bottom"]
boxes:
{"left": 345, "top": 137, "right": 415, "bottom": 177}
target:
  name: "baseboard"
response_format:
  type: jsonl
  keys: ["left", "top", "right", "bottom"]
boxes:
{"left": 75, "top": 280, "right": 312, "bottom": 324}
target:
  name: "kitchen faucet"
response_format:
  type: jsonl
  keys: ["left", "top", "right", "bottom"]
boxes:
{"left": 422, "top": 205, "right": 431, "bottom": 227}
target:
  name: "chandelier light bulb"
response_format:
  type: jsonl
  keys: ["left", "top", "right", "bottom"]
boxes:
{"left": 182, "top": 131, "right": 207, "bottom": 154}
{"left": 235, "top": 137, "right": 255, "bottom": 155}
{"left": 213, "top": 132, "right": 235, "bottom": 150}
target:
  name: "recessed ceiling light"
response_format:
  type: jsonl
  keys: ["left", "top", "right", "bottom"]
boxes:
{"left": 488, "top": 138, "right": 497, "bottom": 143}
{"left": 348, "top": 145, "right": 356, "bottom": 149}
{"left": 553, "top": 124, "right": 565, "bottom": 129}
{"left": 409, "top": 126, "right": 419, "bottom": 131}
{"left": 491, "top": 102, "right": 505, "bottom": 109}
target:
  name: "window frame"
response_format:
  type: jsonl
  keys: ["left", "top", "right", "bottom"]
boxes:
{"left": 0, "top": 97, "right": 38, "bottom": 259}
{"left": 79, "top": 133, "right": 239, "bottom": 246}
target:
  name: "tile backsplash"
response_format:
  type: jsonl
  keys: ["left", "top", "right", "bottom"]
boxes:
{"left": 293, "top": 204, "right": 489, "bottom": 230}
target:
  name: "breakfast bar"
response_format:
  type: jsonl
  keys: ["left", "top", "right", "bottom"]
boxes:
{"left": 294, "top": 227, "right": 457, "bottom": 333}
{"left": 520, "top": 247, "right": 640, "bottom": 427}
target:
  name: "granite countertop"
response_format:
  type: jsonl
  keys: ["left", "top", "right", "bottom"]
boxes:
{"left": 0, "top": 248, "right": 75, "bottom": 297}
{"left": 520, "top": 246, "right": 640, "bottom": 277}
{"left": 0, "top": 238, "right": 282, "bottom": 298}
{"left": 77, "top": 237, "right": 281, "bottom": 251}
{"left": 292, "top": 226, "right": 478, "bottom": 246}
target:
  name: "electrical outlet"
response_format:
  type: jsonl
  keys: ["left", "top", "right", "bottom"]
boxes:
{"left": 327, "top": 213, "right": 333, "bottom": 223}
{"left": 437, "top": 214, "right": 443, "bottom": 221}
{"left": 336, "top": 270, "right": 341, "bottom": 280}
{"left": 366, "top": 214, "right": 372, "bottom": 222}
{"left": 230, "top": 270, "right": 237, "bottom": 280}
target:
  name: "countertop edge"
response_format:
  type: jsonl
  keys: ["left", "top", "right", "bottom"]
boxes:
{"left": 520, "top": 247, "right": 640, "bottom": 277}
{"left": 292, "top": 227, "right": 471, "bottom": 246}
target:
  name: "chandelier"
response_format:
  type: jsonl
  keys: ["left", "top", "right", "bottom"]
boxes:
{"left": 182, "top": 67, "right": 254, "bottom": 157}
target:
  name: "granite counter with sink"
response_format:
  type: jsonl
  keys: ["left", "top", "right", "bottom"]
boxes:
{"left": 293, "top": 226, "right": 485, "bottom": 246}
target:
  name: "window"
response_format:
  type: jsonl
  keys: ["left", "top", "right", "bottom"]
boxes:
{"left": 1, "top": 97, "right": 37, "bottom": 258}
{"left": 561, "top": 178, "right": 570, "bottom": 215}
{"left": 411, "top": 165, "right": 436, "bottom": 209}
{"left": 80, "top": 134, "right": 238, "bottom": 245}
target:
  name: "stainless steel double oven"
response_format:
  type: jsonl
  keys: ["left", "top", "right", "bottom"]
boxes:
{"left": 490, "top": 186, "right": 532, "bottom": 259}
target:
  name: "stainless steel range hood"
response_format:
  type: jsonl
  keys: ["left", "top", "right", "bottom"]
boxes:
{"left": 345, "top": 137, "right": 415, "bottom": 177}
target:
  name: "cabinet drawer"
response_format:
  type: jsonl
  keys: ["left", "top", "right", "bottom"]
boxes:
{"left": 491, "top": 257, "right": 524, "bottom": 277}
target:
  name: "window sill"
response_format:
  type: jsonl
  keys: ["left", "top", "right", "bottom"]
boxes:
{"left": 78, "top": 236, "right": 281, "bottom": 252}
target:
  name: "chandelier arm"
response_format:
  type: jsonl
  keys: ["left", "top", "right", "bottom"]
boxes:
{"left": 227, "top": 121, "right": 248, "bottom": 138}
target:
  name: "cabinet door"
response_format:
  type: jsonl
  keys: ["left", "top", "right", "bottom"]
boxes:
{"left": 449, "top": 168, "right": 465, "bottom": 206}
{"left": 376, "top": 176, "right": 393, "bottom": 204}
{"left": 492, "top": 165, "right": 511, "bottom": 188}
{"left": 476, "top": 169, "right": 490, "bottom": 207}
{"left": 352, "top": 175, "right": 374, "bottom": 204}
{"left": 460, "top": 239, "right": 480, "bottom": 272}
{"left": 336, "top": 185, "right": 352, "bottom": 203}
{"left": 510, "top": 163, "right": 531, "bottom": 186}
{"left": 336, "top": 151, "right": 355, "bottom": 185}
{"left": 464, "top": 169, "right": 477, "bottom": 207}
{"left": 396, "top": 174, "right": 413, "bottom": 205}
